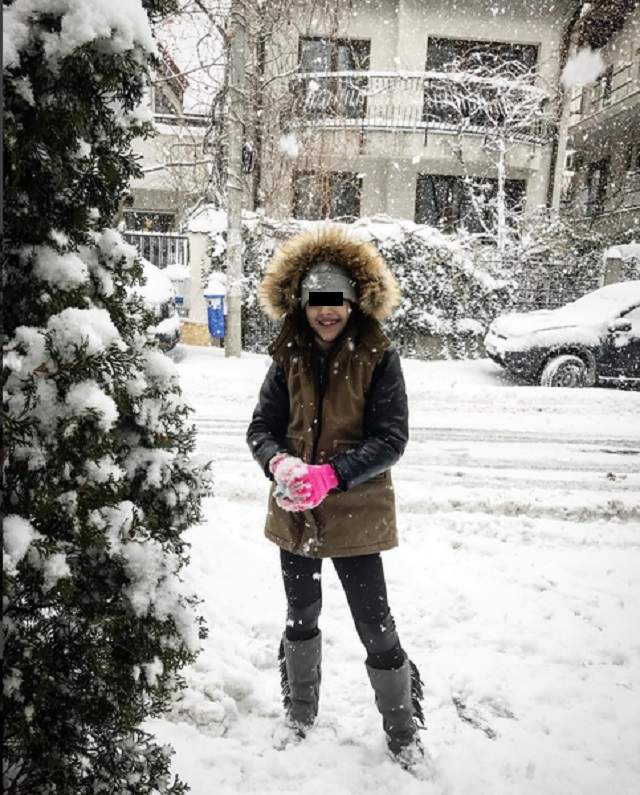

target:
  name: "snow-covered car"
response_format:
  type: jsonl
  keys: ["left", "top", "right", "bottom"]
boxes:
{"left": 129, "top": 258, "right": 181, "bottom": 351}
{"left": 484, "top": 281, "right": 640, "bottom": 387}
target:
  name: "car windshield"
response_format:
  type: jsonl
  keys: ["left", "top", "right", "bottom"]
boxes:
{"left": 559, "top": 282, "right": 640, "bottom": 318}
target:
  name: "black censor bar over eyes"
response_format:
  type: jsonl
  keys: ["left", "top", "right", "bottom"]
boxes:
{"left": 308, "top": 291, "right": 343, "bottom": 306}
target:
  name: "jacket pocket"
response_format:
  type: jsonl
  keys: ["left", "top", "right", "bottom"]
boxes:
{"left": 332, "top": 439, "right": 388, "bottom": 483}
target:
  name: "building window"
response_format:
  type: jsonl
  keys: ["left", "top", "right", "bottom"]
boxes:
{"left": 152, "top": 50, "right": 189, "bottom": 118}
{"left": 298, "top": 37, "right": 370, "bottom": 118}
{"left": 415, "top": 174, "right": 526, "bottom": 234}
{"left": 153, "top": 85, "right": 180, "bottom": 116}
{"left": 624, "top": 143, "right": 640, "bottom": 208}
{"left": 585, "top": 159, "right": 609, "bottom": 215}
{"left": 424, "top": 37, "right": 539, "bottom": 128}
{"left": 578, "top": 86, "right": 587, "bottom": 116}
{"left": 561, "top": 150, "right": 583, "bottom": 205}
{"left": 426, "top": 36, "right": 538, "bottom": 72}
{"left": 625, "top": 140, "right": 640, "bottom": 173}
{"left": 123, "top": 211, "right": 176, "bottom": 232}
{"left": 292, "top": 171, "right": 362, "bottom": 220}
{"left": 592, "top": 65, "right": 613, "bottom": 111}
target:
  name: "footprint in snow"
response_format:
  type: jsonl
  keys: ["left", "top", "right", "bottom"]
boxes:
{"left": 451, "top": 691, "right": 516, "bottom": 740}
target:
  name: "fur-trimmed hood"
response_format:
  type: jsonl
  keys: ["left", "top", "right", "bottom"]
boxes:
{"left": 258, "top": 226, "right": 400, "bottom": 322}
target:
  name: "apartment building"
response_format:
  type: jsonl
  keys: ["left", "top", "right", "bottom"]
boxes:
{"left": 257, "top": 0, "right": 577, "bottom": 233}
{"left": 124, "top": 48, "right": 210, "bottom": 235}
{"left": 555, "top": 0, "right": 640, "bottom": 235}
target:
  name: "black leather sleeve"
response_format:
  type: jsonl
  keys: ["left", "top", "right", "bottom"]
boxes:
{"left": 246, "top": 362, "right": 290, "bottom": 479}
{"left": 329, "top": 348, "right": 409, "bottom": 490}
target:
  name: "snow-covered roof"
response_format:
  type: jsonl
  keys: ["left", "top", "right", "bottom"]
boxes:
{"left": 187, "top": 206, "right": 227, "bottom": 235}
{"left": 204, "top": 272, "right": 226, "bottom": 296}
{"left": 165, "top": 263, "right": 190, "bottom": 281}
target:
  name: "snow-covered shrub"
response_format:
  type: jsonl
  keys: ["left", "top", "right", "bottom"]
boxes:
{"left": 372, "top": 227, "right": 509, "bottom": 356}
{"left": 3, "top": 1, "right": 212, "bottom": 792}
{"left": 190, "top": 210, "right": 508, "bottom": 357}
{"left": 504, "top": 210, "right": 609, "bottom": 308}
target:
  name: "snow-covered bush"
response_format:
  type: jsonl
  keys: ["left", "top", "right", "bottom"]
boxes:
{"left": 189, "top": 209, "right": 509, "bottom": 357}
{"left": 3, "top": 1, "right": 212, "bottom": 792}
{"left": 503, "top": 209, "right": 610, "bottom": 308}
{"left": 372, "top": 226, "right": 509, "bottom": 355}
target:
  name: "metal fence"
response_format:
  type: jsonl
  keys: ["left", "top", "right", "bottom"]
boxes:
{"left": 289, "top": 71, "right": 550, "bottom": 144}
{"left": 123, "top": 231, "right": 189, "bottom": 270}
{"left": 510, "top": 256, "right": 603, "bottom": 311}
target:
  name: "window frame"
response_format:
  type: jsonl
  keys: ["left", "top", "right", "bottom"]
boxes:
{"left": 425, "top": 35, "right": 539, "bottom": 72}
{"left": 123, "top": 210, "right": 176, "bottom": 233}
{"left": 591, "top": 64, "right": 614, "bottom": 111}
{"left": 586, "top": 158, "right": 610, "bottom": 215}
{"left": 415, "top": 173, "right": 526, "bottom": 234}
{"left": 423, "top": 36, "right": 539, "bottom": 129}
{"left": 297, "top": 36, "right": 371, "bottom": 119}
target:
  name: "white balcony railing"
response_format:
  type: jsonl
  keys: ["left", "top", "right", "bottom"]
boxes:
{"left": 288, "top": 71, "right": 551, "bottom": 144}
{"left": 123, "top": 231, "right": 189, "bottom": 270}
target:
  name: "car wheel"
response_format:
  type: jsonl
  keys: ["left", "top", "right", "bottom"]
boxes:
{"left": 540, "top": 354, "right": 588, "bottom": 388}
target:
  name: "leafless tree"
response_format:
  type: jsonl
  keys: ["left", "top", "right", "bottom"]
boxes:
{"left": 146, "top": 0, "right": 359, "bottom": 216}
{"left": 425, "top": 52, "right": 558, "bottom": 255}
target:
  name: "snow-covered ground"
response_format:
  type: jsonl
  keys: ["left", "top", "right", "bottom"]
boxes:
{"left": 148, "top": 345, "right": 640, "bottom": 795}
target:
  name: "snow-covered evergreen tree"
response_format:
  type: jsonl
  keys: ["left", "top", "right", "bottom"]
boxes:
{"left": 2, "top": 1, "right": 212, "bottom": 791}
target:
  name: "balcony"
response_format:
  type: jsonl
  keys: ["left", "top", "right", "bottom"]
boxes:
{"left": 568, "top": 60, "right": 639, "bottom": 127}
{"left": 288, "top": 71, "right": 551, "bottom": 145}
{"left": 123, "top": 231, "right": 189, "bottom": 270}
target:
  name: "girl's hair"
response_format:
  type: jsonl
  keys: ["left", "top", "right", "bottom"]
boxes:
{"left": 296, "top": 302, "right": 362, "bottom": 371}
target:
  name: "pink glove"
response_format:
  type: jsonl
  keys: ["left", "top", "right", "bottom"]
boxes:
{"left": 276, "top": 463, "right": 339, "bottom": 512}
{"left": 269, "top": 452, "right": 306, "bottom": 483}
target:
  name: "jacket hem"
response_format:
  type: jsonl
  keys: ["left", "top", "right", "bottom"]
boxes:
{"left": 265, "top": 529, "right": 398, "bottom": 558}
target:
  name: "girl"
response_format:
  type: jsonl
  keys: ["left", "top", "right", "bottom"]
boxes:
{"left": 246, "top": 227, "right": 424, "bottom": 766}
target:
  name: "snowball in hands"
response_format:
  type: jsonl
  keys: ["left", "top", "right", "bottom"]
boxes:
{"left": 269, "top": 454, "right": 338, "bottom": 512}
{"left": 269, "top": 453, "right": 308, "bottom": 510}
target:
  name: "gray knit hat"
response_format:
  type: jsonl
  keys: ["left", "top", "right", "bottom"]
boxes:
{"left": 300, "top": 262, "right": 358, "bottom": 307}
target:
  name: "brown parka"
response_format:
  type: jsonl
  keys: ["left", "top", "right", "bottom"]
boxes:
{"left": 246, "top": 227, "right": 408, "bottom": 558}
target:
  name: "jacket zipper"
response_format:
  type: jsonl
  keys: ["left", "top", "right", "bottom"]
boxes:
{"left": 307, "top": 348, "right": 335, "bottom": 550}
{"left": 311, "top": 350, "right": 331, "bottom": 463}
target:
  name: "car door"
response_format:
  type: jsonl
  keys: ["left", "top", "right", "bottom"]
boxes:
{"left": 600, "top": 304, "right": 640, "bottom": 380}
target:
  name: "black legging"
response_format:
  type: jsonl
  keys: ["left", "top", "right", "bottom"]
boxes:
{"left": 280, "top": 549, "right": 405, "bottom": 669}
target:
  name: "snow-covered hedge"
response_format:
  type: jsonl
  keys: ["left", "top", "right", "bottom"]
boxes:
{"left": 3, "top": 1, "right": 212, "bottom": 792}
{"left": 501, "top": 210, "right": 630, "bottom": 309}
{"left": 188, "top": 209, "right": 510, "bottom": 356}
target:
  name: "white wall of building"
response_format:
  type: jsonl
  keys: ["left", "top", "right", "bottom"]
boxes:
{"left": 263, "top": 0, "right": 575, "bottom": 221}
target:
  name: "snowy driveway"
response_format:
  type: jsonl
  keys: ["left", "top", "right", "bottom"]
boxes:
{"left": 149, "top": 346, "right": 640, "bottom": 795}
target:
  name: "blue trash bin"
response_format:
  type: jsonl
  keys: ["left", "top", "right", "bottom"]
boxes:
{"left": 205, "top": 294, "right": 225, "bottom": 339}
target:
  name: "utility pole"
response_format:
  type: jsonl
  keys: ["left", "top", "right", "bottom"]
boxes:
{"left": 225, "top": 0, "right": 246, "bottom": 357}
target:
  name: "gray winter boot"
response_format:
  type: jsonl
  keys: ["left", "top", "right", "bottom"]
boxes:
{"left": 279, "top": 631, "right": 322, "bottom": 735}
{"left": 366, "top": 658, "right": 425, "bottom": 760}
